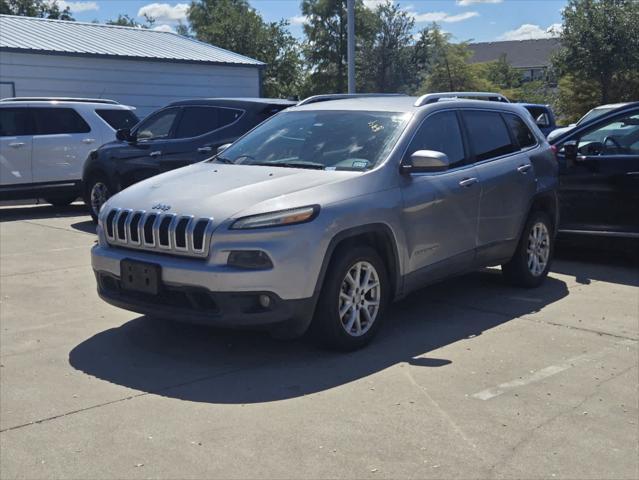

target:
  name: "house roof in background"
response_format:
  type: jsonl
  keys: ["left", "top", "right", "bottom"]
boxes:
{"left": 0, "top": 14, "right": 264, "bottom": 67}
{"left": 468, "top": 38, "right": 561, "bottom": 69}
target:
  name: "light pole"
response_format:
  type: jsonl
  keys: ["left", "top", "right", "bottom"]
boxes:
{"left": 347, "top": 0, "right": 355, "bottom": 93}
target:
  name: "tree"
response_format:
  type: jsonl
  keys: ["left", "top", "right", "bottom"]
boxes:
{"left": 188, "top": 0, "right": 303, "bottom": 98}
{"left": 300, "top": 0, "right": 377, "bottom": 94}
{"left": 484, "top": 54, "right": 521, "bottom": 89}
{"left": 106, "top": 14, "right": 144, "bottom": 28}
{"left": 0, "top": 0, "right": 74, "bottom": 20}
{"left": 554, "top": 0, "right": 639, "bottom": 104}
{"left": 359, "top": 1, "right": 414, "bottom": 93}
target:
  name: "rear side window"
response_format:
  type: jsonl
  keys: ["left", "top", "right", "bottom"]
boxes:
{"left": 33, "top": 108, "right": 91, "bottom": 135}
{"left": 95, "top": 109, "right": 139, "bottom": 130}
{"left": 174, "top": 106, "right": 243, "bottom": 139}
{"left": 0, "top": 108, "right": 35, "bottom": 136}
{"left": 407, "top": 111, "right": 466, "bottom": 167}
{"left": 462, "top": 110, "right": 517, "bottom": 161}
{"left": 504, "top": 113, "right": 537, "bottom": 148}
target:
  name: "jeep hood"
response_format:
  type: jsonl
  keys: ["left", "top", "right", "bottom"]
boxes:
{"left": 104, "top": 162, "right": 358, "bottom": 221}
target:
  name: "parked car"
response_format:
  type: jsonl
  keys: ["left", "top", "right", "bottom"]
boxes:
{"left": 82, "top": 98, "right": 296, "bottom": 221}
{"left": 550, "top": 101, "right": 639, "bottom": 238}
{"left": 0, "top": 97, "right": 138, "bottom": 206}
{"left": 547, "top": 103, "right": 631, "bottom": 142}
{"left": 519, "top": 103, "right": 558, "bottom": 137}
{"left": 91, "top": 93, "right": 558, "bottom": 351}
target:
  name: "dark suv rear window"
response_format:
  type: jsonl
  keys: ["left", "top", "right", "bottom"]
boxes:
{"left": 96, "top": 109, "right": 139, "bottom": 130}
{"left": 462, "top": 110, "right": 517, "bottom": 161}
{"left": 0, "top": 108, "right": 35, "bottom": 136}
{"left": 33, "top": 108, "right": 91, "bottom": 135}
{"left": 504, "top": 113, "right": 536, "bottom": 148}
{"left": 174, "top": 106, "right": 243, "bottom": 139}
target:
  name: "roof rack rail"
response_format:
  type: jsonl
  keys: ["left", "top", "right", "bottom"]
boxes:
{"left": 0, "top": 97, "right": 119, "bottom": 104}
{"left": 297, "top": 93, "right": 407, "bottom": 106}
{"left": 414, "top": 92, "right": 510, "bottom": 107}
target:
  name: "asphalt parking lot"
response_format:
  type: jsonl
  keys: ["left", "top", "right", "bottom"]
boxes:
{"left": 0, "top": 203, "right": 637, "bottom": 480}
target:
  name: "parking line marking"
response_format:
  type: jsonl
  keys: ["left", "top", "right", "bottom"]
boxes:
{"left": 471, "top": 339, "right": 637, "bottom": 401}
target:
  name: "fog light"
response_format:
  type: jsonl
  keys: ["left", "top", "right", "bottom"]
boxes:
{"left": 227, "top": 250, "right": 273, "bottom": 269}
{"left": 259, "top": 294, "right": 271, "bottom": 308}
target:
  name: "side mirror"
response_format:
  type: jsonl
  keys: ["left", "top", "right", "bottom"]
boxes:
{"left": 217, "top": 143, "right": 232, "bottom": 155}
{"left": 116, "top": 128, "right": 134, "bottom": 142}
{"left": 401, "top": 150, "right": 450, "bottom": 174}
{"left": 563, "top": 140, "right": 578, "bottom": 162}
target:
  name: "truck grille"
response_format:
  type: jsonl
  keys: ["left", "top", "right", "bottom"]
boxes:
{"left": 101, "top": 208, "right": 214, "bottom": 258}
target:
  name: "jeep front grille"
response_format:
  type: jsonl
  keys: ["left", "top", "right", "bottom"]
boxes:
{"left": 102, "top": 208, "right": 214, "bottom": 258}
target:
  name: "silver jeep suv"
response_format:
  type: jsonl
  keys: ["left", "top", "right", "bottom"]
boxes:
{"left": 92, "top": 93, "right": 558, "bottom": 350}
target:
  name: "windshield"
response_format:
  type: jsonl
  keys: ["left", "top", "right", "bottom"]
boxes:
{"left": 96, "top": 109, "right": 139, "bottom": 130}
{"left": 216, "top": 110, "right": 411, "bottom": 171}
{"left": 578, "top": 107, "right": 615, "bottom": 125}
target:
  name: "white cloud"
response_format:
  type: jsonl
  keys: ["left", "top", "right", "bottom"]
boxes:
{"left": 137, "top": 3, "right": 189, "bottom": 23}
{"left": 498, "top": 23, "right": 562, "bottom": 40}
{"left": 457, "top": 0, "right": 502, "bottom": 6}
{"left": 412, "top": 11, "right": 479, "bottom": 23}
{"left": 363, "top": 0, "right": 386, "bottom": 10}
{"left": 152, "top": 24, "right": 175, "bottom": 32}
{"left": 289, "top": 15, "right": 308, "bottom": 25}
{"left": 51, "top": 1, "right": 99, "bottom": 12}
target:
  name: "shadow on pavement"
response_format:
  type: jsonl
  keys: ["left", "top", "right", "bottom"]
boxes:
{"left": 0, "top": 202, "right": 88, "bottom": 222}
{"left": 70, "top": 220, "right": 97, "bottom": 234}
{"left": 69, "top": 270, "right": 568, "bottom": 404}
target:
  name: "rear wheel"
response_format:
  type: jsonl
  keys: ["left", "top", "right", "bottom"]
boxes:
{"left": 44, "top": 195, "right": 77, "bottom": 208}
{"left": 310, "top": 246, "right": 389, "bottom": 351}
{"left": 84, "top": 175, "right": 113, "bottom": 223}
{"left": 502, "top": 211, "right": 554, "bottom": 287}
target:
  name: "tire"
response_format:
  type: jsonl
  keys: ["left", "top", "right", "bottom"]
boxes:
{"left": 310, "top": 245, "right": 389, "bottom": 351}
{"left": 44, "top": 195, "right": 77, "bottom": 208}
{"left": 502, "top": 211, "right": 554, "bottom": 288}
{"left": 84, "top": 175, "right": 114, "bottom": 223}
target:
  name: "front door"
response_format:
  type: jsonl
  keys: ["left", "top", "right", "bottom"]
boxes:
{"left": 0, "top": 107, "right": 34, "bottom": 186}
{"left": 400, "top": 110, "right": 480, "bottom": 288}
{"left": 558, "top": 110, "right": 639, "bottom": 235}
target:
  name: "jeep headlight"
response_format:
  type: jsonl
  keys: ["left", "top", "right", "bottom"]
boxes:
{"left": 230, "top": 205, "right": 319, "bottom": 230}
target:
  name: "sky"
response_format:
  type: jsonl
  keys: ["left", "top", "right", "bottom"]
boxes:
{"left": 56, "top": 0, "right": 568, "bottom": 43}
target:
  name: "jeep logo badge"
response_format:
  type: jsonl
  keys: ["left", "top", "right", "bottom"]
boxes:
{"left": 152, "top": 203, "right": 171, "bottom": 212}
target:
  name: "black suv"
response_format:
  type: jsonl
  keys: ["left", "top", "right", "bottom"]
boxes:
{"left": 82, "top": 98, "right": 296, "bottom": 221}
{"left": 551, "top": 102, "right": 639, "bottom": 239}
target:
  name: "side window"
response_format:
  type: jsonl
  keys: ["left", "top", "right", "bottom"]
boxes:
{"left": 577, "top": 113, "right": 639, "bottom": 156}
{"left": 504, "top": 113, "right": 537, "bottom": 149}
{"left": 136, "top": 108, "right": 179, "bottom": 141}
{"left": 174, "top": 107, "right": 242, "bottom": 139}
{"left": 34, "top": 108, "right": 91, "bottom": 135}
{"left": 0, "top": 108, "right": 35, "bottom": 136}
{"left": 462, "top": 110, "right": 517, "bottom": 161}
{"left": 407, "top": 111, "right": 466, "bottom": 167}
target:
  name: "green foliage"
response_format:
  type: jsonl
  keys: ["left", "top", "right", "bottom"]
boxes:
{"left": 0, "top": 0, "right": 73, "bottom": 20}
{"left": 554, "top": 0, "right": 639, "bottom": 104}
{"left": 188, "top": 0, "right": 303, "bottom": 98}
{"left": 484, "top": 54, "right": 521, "bottom": 89}
{"left": 106, "top": 14, "right": 145, "bottom": 27}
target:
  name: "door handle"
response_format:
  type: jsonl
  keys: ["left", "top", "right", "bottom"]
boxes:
{"left": 459, "top": 177, "right": 478, "bottom": 188}
{"left": 8, "top": 142, "right": 25, "bottom": 148}
{"left": 517, "top": 164, "right": 532, "bottom": 174}
{"left": 198, "top": 146, "right": 213, "bottom": 153}
{"left": 149, "top": 151, "right": 162, "bottom": 157}
{"left": 82, "top": 138, "right": 95, "bottom": 144}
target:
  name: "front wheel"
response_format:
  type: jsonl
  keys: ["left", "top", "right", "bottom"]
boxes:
{"left": 84, "top": 176, "right": 114, "bottom": 223}
{"left": 502, "top": 211, "right": 554, "bottom": 288}
{"left": 310, "top": 246, "right": 389, "bottom": 351}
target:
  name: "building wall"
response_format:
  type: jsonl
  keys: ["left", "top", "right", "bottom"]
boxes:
{"left": 0, "top": 51, "right": 261, "bottom": 117}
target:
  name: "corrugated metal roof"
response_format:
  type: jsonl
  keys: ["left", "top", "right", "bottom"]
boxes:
{"left": 0, "top": 14, "right": 264, "bottom": 67}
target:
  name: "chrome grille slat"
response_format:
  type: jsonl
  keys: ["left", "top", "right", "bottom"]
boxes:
{"left": 102, "top": 207, "right": 213, "bottom": 258}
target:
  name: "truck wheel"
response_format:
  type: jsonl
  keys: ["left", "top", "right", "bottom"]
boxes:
{"left": 502, "top": 211, "right": 554, "bottom": 288}
{"left": 311, "top": 246, "right": 389, "bottom": 351}
{"left": 84, "top": 175, "right": 113, "bottom": 223}
{"left": 44, "top": 195, "right": 77, "bottom": 207}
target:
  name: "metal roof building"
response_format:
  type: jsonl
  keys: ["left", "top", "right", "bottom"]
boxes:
{"left": 0, "top": 15, "right": 265, "bottom": 116}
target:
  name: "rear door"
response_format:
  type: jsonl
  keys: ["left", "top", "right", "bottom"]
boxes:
{"left": 0, "top": 107, "right": 34, "bottom": 186}
{"left": 159, "top": 106, "right": 244, "bottom": 170}
{"left": 557, "top": 110, "right": 639, "bottom": 235}
{"left": 400, "top": 110, "right": 481, "bottom": 286}
{"left": 462, "top": 109, "right": 537, "bottom": 261}
{"left": 31, "top": 107, "right": 94, "bottom": 183}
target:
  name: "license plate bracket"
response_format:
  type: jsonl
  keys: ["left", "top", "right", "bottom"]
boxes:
{"left": 120, "top": 259, "right": 162, "bottom": 295}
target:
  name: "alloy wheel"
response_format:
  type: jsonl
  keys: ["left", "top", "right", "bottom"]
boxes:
{"left": 338, "top": 261, "right": 381, "bottom": 337}
{"left": 527, "top": 222, "right": 550, "bottom": 277}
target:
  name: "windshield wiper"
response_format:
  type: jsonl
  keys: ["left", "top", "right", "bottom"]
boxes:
{"left": 252, "top": 161, "right": 326, "bottom": 170}
{"left": 214, "top": 156, "right": 234, "bottom": 164}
